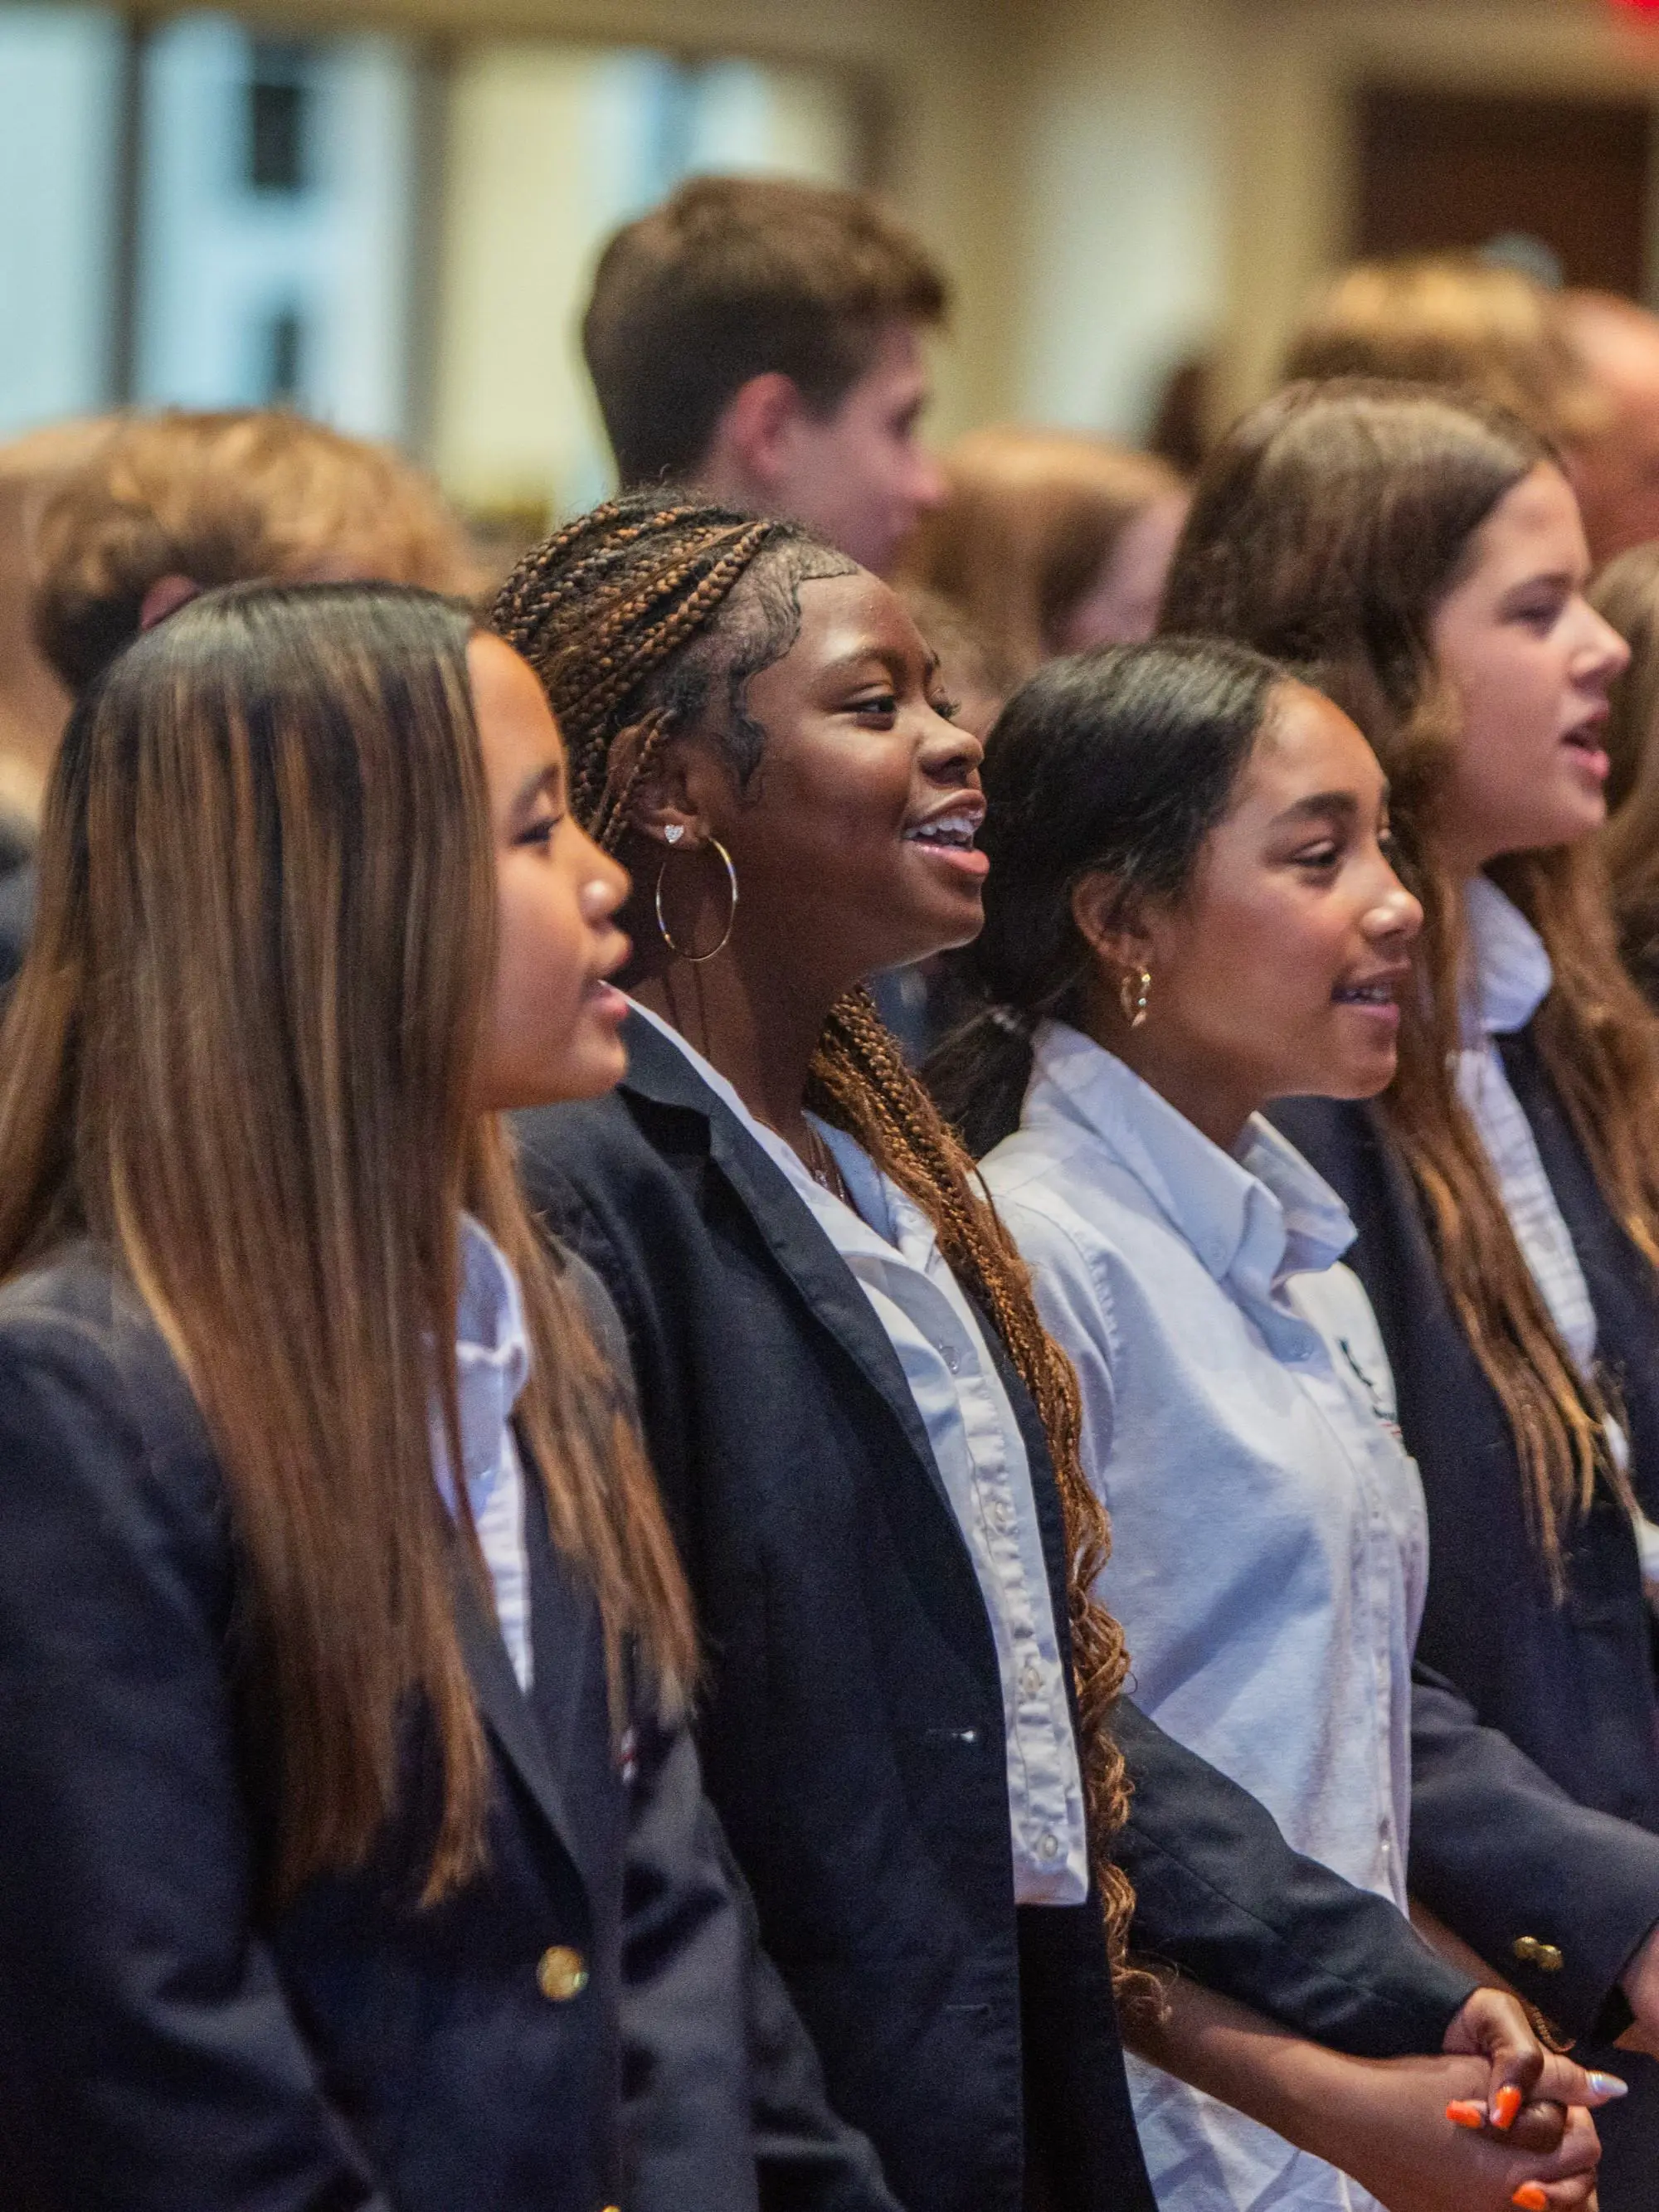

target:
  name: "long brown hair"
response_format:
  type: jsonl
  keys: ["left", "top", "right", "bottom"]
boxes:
{"left": 1591, "top": 541, "right": 1659, "bottom": 995}
{"left": 1164, "top": 381, "right": 1659, "bottom": 1592}
{"left": 902, "top": 425, "right": 1185, "bottom": 685}
{"left": 0, "top": 581, "right": 694, "bottom": 1902}
{"left": 494, "top": 493, "right": 1153, "bottom": 2005}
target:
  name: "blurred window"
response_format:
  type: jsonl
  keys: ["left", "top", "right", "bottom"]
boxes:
{"left": 246, "top": 38, "right": 313, "bottom": 193}
{"left": 0, "top": 5, "right": 868, "bottom": 508}
{"left": 0, "top": 4, "right": 124, "bottom": 436}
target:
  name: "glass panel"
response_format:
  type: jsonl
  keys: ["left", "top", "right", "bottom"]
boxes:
{"left": 0, "top": 4, "right": 123, "bottom": 436}
{"left": 132, "top": 12, "right": 418, "bottom": 440}
{"left": 431, "top": 42, "right": 864, "bottom": 525}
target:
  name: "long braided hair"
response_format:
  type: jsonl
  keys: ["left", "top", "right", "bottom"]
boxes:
{"left": 495, "top": 491, "right": 1154, "bottom": 2005}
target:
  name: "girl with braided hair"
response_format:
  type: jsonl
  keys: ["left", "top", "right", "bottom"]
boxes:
{"left": 499, "top": 491, "right": 1599, "bottom": 2212}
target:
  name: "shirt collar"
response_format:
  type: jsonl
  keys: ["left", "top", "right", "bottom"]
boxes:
{"left": 1026, "top": 1020, "right": 1355, "bottom": 1296}
{"left": 1462, "top": 873, "right": 1552, "bottom": 1043}
{"left": 432, "top": 1214, "right": 531, "bottom": 1516}
{"left": 628, "top": 999, "right": 937, "bottom": 1267}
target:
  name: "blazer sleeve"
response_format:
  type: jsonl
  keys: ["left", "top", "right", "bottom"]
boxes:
{"left": 0, "top": 1318, "right": 388, "bottom": 2211}
{"left": 1410, "top": 1664, "right": 1659, "bottom": 2041}
{"left": 1113, "top": 1699, "right": 1479, "bottom": 2059}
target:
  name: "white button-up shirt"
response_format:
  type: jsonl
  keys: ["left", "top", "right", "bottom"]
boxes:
{"left": 983, "top": 1023, "right": 1428, "bottom": 2211}
{"left": 431, "top": 1215, "right": 534, "bottom": 1691}
{"left": 632, "top": 1001, "right": 1089, "bottom": 1906}
{"left": 1456, "top": 875, "right": 1598, "bottom": 1369}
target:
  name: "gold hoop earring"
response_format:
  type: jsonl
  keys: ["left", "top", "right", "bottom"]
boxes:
{"left": 1119, "top": 967, "right": 1151, "bottom": 1028}
{"left": 655, "top": 837, "right": 738, "bottom": 964}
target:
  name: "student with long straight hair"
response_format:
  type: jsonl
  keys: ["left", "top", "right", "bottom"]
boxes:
{"left": 0, "top": 582, "right": 888, "bottom": 2212}
{"left": 1160, "top": 379, "right": 1659, "bottom": 2200}
{"left": 494, "top": 490, "right": 1605, "bottom": 2212}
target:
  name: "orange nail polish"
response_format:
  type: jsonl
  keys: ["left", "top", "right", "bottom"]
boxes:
{"left": 1446, "top": 2100, "right": 1486, "bottom": 2129}
{"left": 1493, "top": 2084, "right": 1523, "bottom": 2131}
{"left": 1511, "top": 2188, "right": 1548, "bottom": 2211}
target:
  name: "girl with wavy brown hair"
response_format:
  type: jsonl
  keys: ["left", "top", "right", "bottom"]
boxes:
{"left": 0, "top": 581, "right": 864, "bottom": 2212}
{"left": 494, "top": 488, "right": 1602, "bottom": 2212}
{"left": 1163, "top": 379, "right": 1659, "bottom": 2202}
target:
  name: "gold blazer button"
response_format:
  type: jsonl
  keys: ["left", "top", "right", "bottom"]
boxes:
{"left": 538, "top": 1945, "right": 590, "bottom": 2001}
{"left": 1512, "top": 1936, "right": 1564, "bottom": 1973}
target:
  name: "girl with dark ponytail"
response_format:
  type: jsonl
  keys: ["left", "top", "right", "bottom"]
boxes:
{"left": 497, "top": 492, "right": 1600, "bottom": 2212}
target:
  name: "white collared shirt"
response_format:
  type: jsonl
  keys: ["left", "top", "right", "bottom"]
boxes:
{"left": 431, "top": 1215, "right": 533, "bottom": 1690}
{"left": 631, "top": 999, "right": 1089, "bottom": 1906}
{"left": 983, "top": 1023, "right": 1427, "bottom": 2211}
{"left": 1456, "top": 875, "right": 1598, "bottom": 1369}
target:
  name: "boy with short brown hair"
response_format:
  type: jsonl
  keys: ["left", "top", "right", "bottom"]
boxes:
{"left": 582, "top": 174, "right": 950, "bottom": 575}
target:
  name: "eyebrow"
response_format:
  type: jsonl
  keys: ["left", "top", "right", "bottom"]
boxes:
{"left": 1269, "top": 790, "right": 1362, "bottom": 829}
{"left": 1499, "top": 569, "right": 1579, "bottom": 597}
{"left": 819, "top": 645, "right": 912, "bottom": 684}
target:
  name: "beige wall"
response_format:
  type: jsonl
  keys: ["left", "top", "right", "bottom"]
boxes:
{"left": 240, "top": 0, "right": 1659, "bottom": 468}
{"left": 1221, "top": 0, "right": 1659, "bottom": 421}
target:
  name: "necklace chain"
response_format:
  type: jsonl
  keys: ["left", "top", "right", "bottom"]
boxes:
{"left": 803, "top": 1122, "right": 854, "bottom": 1209}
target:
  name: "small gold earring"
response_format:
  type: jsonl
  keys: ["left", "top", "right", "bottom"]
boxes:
{"left": 1119, "top": 967, "right": 1151, "bottom": 1028}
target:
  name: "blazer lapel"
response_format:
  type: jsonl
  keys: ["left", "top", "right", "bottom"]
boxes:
{"left": 449, "top": 1545, "right": 578, "bottom": 1850}
{"left": 620, "top": 1014, "right": 951, "bottom": 1517}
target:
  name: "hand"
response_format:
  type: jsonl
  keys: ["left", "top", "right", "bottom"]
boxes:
{"left": 1301, "top": 2050, "right": 1602, "bottom": 2212}
{"left": 1124, "top": 1976, "right": 1613, "bottom": 2212}
{"left": 1445, "top": 1987, "right": 1628, "bottom": 2127}
{"left": 1617, "top": 1922, "right": 1659, "bottom": 2060}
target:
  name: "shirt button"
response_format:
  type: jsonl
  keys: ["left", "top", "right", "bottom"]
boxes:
{"left": 1019, "top": 1660, "right": 1044, "bottom": 1699}
{"left": 938, "top": 1341, "right": 960, "bottom": 1373}
{"left": 992, "top": 1499, "right": 1015, "bottom": 1534}
{"left": 538, "top": 1945, "right": 589, "bottom": 2001}
{"left": 1037, "top": 1830, "right": 1061, "bottom": 1862}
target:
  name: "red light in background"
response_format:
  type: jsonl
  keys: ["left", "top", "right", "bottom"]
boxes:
{"left": 1612, "top": 0, "right": 1659, "bottom": 14}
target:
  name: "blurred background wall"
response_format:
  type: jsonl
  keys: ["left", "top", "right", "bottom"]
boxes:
{"left": 7, "top": 0, "right": 1659, "bottom": 527}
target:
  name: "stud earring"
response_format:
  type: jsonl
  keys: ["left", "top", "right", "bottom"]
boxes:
{"left": 1119, "top": 967, "right": 1151, "bottom": 1028}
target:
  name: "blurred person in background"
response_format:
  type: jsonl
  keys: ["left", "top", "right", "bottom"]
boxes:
{"left": 1282, "top": 255, "right": 1602, "bottom": 452}
{"left": 1559, "top": 293, "right": 1659, "bottom": 562}
{"left": 0, "top": 408, "right": 483, "bottom": 995}
{"left": 1163, "top": 378, "right": 1659, "bottom": 2204}
{"left": 0, "top": 418, "right": 114, "bottom": 891}
{"left": 581, "top": 175, "right": 949, "bottom": 577}
{"left": 1588, "top": 539, "right": 1659, "bottom": 1001}
{"left": 902, "top": 425, "right": 1189, "bottom": 683}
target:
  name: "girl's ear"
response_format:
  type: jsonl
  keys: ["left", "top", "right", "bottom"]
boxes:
{"left": 1070, "top": 868, "right": 1153, "bottom": 977}
{"left": 614, "top": 721, "right": 704, "bottom": 850}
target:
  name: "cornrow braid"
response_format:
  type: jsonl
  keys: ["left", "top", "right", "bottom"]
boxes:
{"left": 493, "top": 493, "right": 1152, "bottom": 2001}
{"left": 492, "top": 495, "right": 779, "bottom": 829}
{"left": 808, "top": 989, "right": 1159, "bottom": 2015}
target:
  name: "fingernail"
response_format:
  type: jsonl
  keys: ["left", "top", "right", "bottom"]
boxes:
{"left": 1511, "top": 2188, "right": 1548, "bottom": 2211}
{"left": 1588, "top": 2070, "right": 1629, "bottom": 2099}
{"left": 1492, "top": 2083, "right": 1523, "bottom": 2130}
{"left": 1446, "top": 2100, "right": 1486, "bottom": 2129}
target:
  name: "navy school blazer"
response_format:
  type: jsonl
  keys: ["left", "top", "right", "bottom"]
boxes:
{"left": 0, "top": 1237, "right": 893, "bottom": 2212}
{"left": 1276, "top": 1032, "right": 1659, "bottom": 2187}
{"left": 515, "top": 1013, "right": 1482, "bottom": 2212}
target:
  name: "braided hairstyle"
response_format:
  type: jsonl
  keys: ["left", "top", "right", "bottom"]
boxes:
{"left": 494, "top": 491, "right": 1155, "bottom": 2006}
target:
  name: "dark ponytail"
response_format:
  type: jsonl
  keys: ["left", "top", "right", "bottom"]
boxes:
{"left": 927, "top": 637, "right": 1287, "bottom": 1154}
